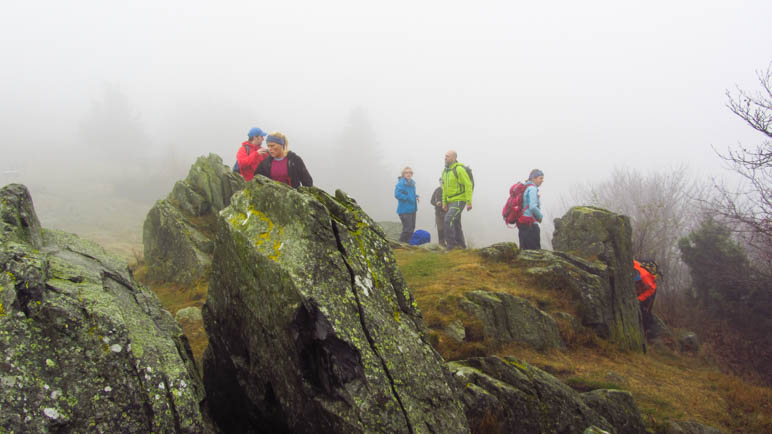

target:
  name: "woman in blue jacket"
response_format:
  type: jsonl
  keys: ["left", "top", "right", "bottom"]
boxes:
{"left": 395, "top": 167, "right": 419, "bottom": 243}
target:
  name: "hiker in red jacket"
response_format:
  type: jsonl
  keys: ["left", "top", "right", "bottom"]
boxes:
{"left": 236, "top": 127, "right": 269, "bottom": 181}
{"left": 634, "top": 259, "right": 658, "bottom": 334}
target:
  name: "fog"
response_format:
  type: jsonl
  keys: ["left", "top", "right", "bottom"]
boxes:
{"left": 2, "top": 0, "right": 770, "bottom": 253}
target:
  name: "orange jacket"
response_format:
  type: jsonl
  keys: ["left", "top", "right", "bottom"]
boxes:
{"left": 633, "top": 260, "right": 656, "bottom": 301}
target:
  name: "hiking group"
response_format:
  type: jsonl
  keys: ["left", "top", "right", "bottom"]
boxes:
{"left": 234, "top": 127, "right": 313, "bottom": 188}
{"left": 395, "top": 151, "right": 476, "bottom": 250}
{"left": 394, "top": 149, "right": 545, "bottom": 252}
{"left": 234, "top": 131, "right": 656, "bottom": 335}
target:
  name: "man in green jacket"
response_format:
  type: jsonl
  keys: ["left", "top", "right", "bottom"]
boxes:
{"left": 442, "top": 150, "right": 473, "bottom": 250}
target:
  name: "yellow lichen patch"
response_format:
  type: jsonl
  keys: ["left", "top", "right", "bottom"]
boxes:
{"left": 228, "top": 207, "right": 286, "bottom": 262}
{"left": 0, "top": 302, "right": 5, "bottom": 316}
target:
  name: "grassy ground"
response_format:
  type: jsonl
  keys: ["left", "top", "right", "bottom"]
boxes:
{"left": 394, "top": 247, "right": 772, "bottom": 433}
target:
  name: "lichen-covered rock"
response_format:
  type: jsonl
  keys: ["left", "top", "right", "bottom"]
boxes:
{"left": 516, "top": 249, "right": 644, "bottom": 350}
{"left": 0, "top": 184, "right": 209, "bottom": 433}
{"left": 580, "top": 389, "right": 647, "bottom": 434}
{"left": 448, "top": 356, "right": 614, "bottom": 433}
{"left": 0, "top": 183, "right": 42, "bottom": 248}
{"left": 143, "top": 154, "right": 245, "bottom": 284}
{"left": 203, "top": 179, "right": 469, "bottom": 433}
{"left": 477, "top": 242, "right": 519, "bottom": 262}
{"left": 175, "top": 306, "right": 203, "bottom": 323}
{"left": 460, "top": 290, "right": 563, "bottom": 350}
{"left": 550, "top": 206, "right": 644, "bottom": 351}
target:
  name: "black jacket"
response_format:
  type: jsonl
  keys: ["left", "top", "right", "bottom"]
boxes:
{"left": 254, "top": 151, "right": 313, "bottom": 188}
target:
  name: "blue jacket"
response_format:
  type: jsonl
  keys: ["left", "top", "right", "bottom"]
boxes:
{"left": 522, "top": 181, "right": 543, "bottom": 223}
{"left": 395, "top": 177, "right": 417, "bottom": 214}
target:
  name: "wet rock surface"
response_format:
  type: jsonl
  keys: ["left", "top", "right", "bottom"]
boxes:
{"left": 449, "top": 356, "right": 616, "bottom": 433}
{"left": 551, "top": 206, "right": 645, "bottom": 351}
{"left": 580, "top": 389, "right": 647, "bottom": 434}
{"left": 143, "top": 154, "right": 244, "bottom": 285}
{"left": 0, "top": 184, "right": 208, "bottom": 433}
{"left": 203, "top": 178, "right": 469, "bottom": 433}
{"left": 460, "top": 290, "right": 563, "bottom": 350}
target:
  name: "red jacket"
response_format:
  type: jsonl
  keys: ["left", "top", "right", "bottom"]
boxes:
{"left": 633, "top": 260, "right": 657, "bottom": 302}
{"left": 236, "top": 141, "right": 267, "bottom": 181}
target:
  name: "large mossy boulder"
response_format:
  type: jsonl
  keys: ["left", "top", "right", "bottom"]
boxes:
{"left": 551, "top": 206, "right": 644, "bottom": 351}
{"left": 460, "top": 290, "right": 563, "bottom": 350}
{"left": 202, "top": 178, "right": 469, "bottom": 433}
{"left": 448, "top": 356, "right": 615, "bottom": 433}
{"left": 143, "top": 154, "right": 245, "bottom": 285}
{"left": 0, "top": 184, "right": 208, "bottom": 432}
{"left": 580, "top": 389, "right": 647, "bottom": 434}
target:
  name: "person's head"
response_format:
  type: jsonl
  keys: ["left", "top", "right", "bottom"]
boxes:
{"left": 529, "top": 169, "right": 544, "bottom": 187}
{"left": 401, "top": 166, "right": 413, "bottom": 181}
{"left": 248, "top": 127, "right": 267, "bottom": 145}
{"left": 266, "top": 132, "right": 288, "bottom": 158}
{"left": 438, "top": 177, "right": 443, "bottom": 186}
{"left": 445, "top": 150, "right": 457, "bottom": 166}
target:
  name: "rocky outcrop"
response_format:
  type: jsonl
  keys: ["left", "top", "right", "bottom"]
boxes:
{"left": 551, "top": 206, "right": 644, "bottom": 350}
{"left": 477, "top": 242, "right": 519, "bottom": 262}
{"left": 203, "top": 178, "right": 469, "bottom": 433}
{"left": 449, "top": 356, "right": 615, "bottom": 433}
{"left": 580, "top": 389, "right": 647, "bottom": 434}
{"left": 0, "top": 184, "right": 208, "bottom": 432}
{"left": 143, "top": 154, "right": 245, "bottom": 284}
{"left": 460, "top": 290, "right": 563, "bottom": 350}
{"left": 515, "top": 249, "right": 642, "bottom": 350}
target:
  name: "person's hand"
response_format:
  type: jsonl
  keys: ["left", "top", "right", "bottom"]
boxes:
{"left": 258, "top": 148, "right": 268, "bottom": 155}
{"left": 416, "top": 197, "right": 420, "bottom": 204}
{"left": 442, "top": 204, "right": 448, "bottom": 212}
{"left": 466, "top": 203, "right": 472, "bottom": 211}
{"left": 435, "top": 201, "right": 442, "bottom": 207}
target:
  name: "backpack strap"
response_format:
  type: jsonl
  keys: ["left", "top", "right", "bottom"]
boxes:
{"left": 451, "top": 165, "right": 467, "bottom": 195}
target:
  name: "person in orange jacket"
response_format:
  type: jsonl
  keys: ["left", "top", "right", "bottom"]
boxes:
{"left": 634, "top": 259, "right": 659, "bottom": 334}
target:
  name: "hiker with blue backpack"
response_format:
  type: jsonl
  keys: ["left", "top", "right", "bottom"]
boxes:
{"left": 394, "top": 166, "right": 419, "bottom": 243}
{"left": 442, "top": 150, "right": 474, "bottom": 250}
{"left": 235, "top": 127, "right": 269, "bottom": 181}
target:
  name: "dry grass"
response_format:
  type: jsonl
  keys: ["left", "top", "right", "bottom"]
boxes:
{"left": 134, "top": 264, "right": 209, "bottom": 363}
{"left": 395, "top": 247, "right": 772, "bottom": 433}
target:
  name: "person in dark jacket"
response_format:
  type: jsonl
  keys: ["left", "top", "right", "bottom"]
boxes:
{"left": 430, "top": 178, "right": 447, "bottom": 247}
{"left": 255, "top": 132, "right": 313, "bottom": 188}
{"left": 236, "top": 127, "right": 269, "bottom": 181}
{"left": 395, "top": 166, "right": 419, "bottom": 243}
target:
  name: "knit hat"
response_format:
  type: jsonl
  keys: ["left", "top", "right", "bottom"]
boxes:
{"left": 529, "top": 169, "right": 544, "bottom": 180}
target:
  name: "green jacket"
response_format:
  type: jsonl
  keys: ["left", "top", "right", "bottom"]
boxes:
{"left": 442, "top": 162, "right": 473, "bottom": 205}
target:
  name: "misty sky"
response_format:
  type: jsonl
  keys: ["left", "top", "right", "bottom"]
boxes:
{"left": 2, "top": 0, "right": 771, "bottom": 250}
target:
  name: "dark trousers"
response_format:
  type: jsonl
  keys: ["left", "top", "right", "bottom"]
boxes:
{"left": 517, "top": 223, "right": 541, "bottom": 250}
{"left": 443, "top": 201, "right": 466, "bottom": 249}
{"left": 640, "top": 292, "right": 656, "bottom": 335}
{"left": 399, "top": 213, "right": 416, "bottom": 243}
{"left": 435, "top": 211, "right": 447, "bottom": 247}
